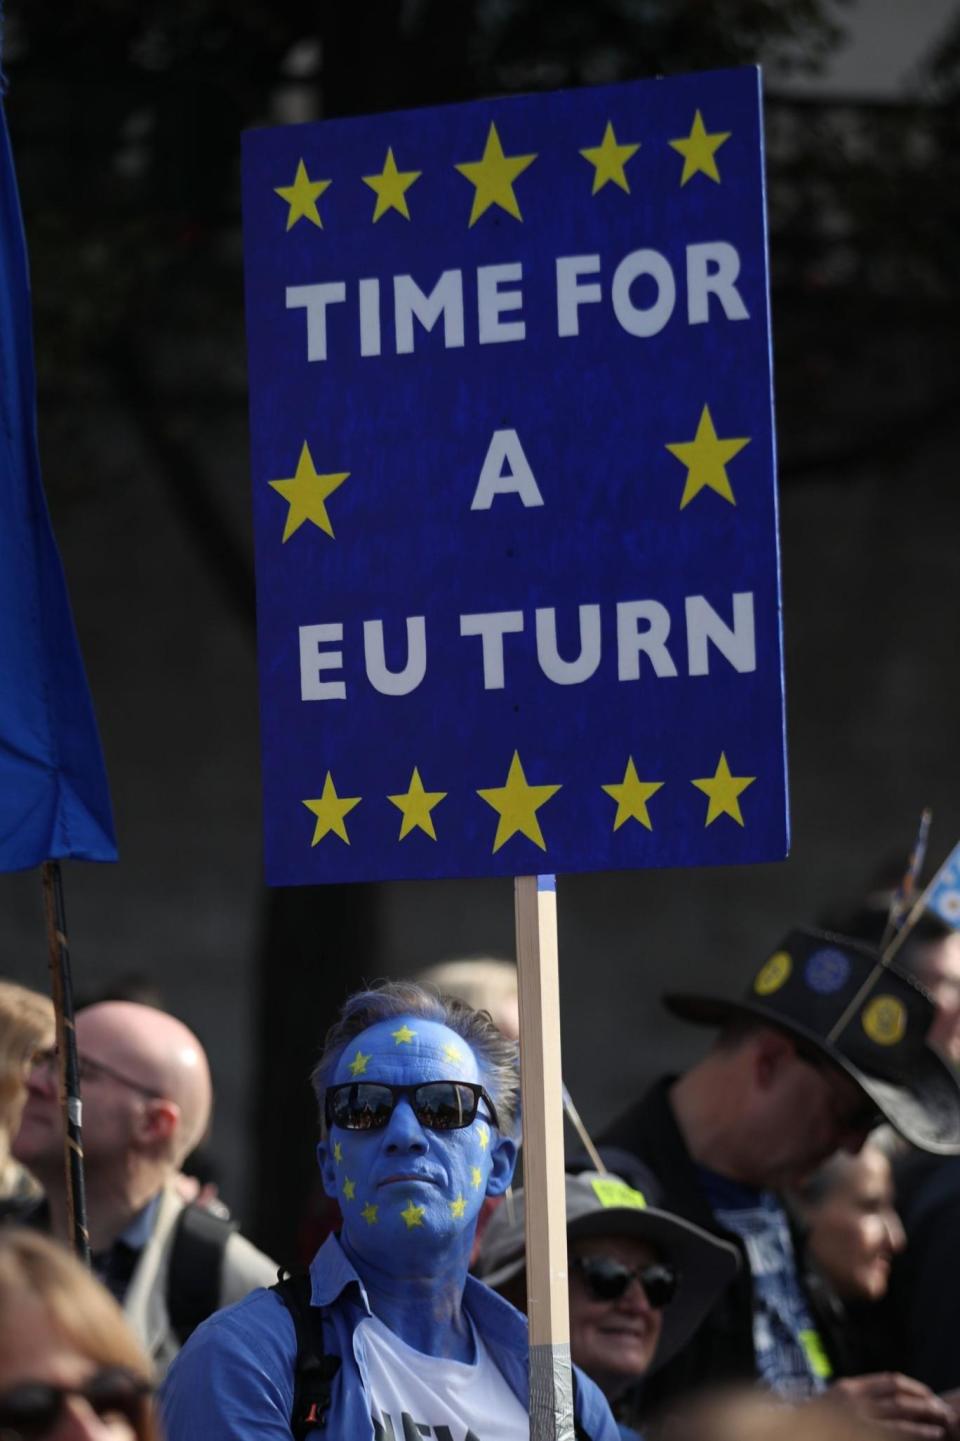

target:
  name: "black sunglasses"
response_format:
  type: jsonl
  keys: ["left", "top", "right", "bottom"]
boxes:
{"left": 572, "top": 1255, "right": 679, "bottom": 1309}
{"left": 325, "top": 1080, "right": 499, "bottom": 1134}
{"left": 0, "top": 1367, "right": 151, "bottom": 1440}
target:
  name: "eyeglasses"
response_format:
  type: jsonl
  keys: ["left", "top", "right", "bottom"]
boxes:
{"left": 325, "top": 1080, "right": 499, "bottom": 1133}
{"left": 31, "top": 1048, "right": 161, "bottom": 1100}
{"left": 0, "top": 1367, "right": 151, "bottom": 1440}
{"left": 572, "top": 1255, "right": 679, "bottom": 1309}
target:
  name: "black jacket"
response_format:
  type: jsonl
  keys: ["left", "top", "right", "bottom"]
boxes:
{"left": 598, "top": 1077, "right": 847, "bottom": 1419}
{"left": 887, "top": 1152, "right": 960, "bottom": 1391}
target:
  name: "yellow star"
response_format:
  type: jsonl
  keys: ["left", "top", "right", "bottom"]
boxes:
{"left": 470, "top": 1166, "right": 483, "bottom": 1189}
{"left": 348, "top": 1049, "right": 371, "bottom": 1077}
{"left": 361, "top": 1202, "right": 379, "bottom": 1225}
{"left": 580, "top": 121, "right": 640, "bottom": 195}
{"left": 477, "top": 751, "right": 561, "bottom": 854}
{"left": 274, "top": 158, "right": 331, "bottom": 230}
{"left": 333, "top": 1141, "right": 343, "bottom": 1165}
{"left": 692, "top": 752, "right": 756, "bottom": 827}
{"left": 602, "top": 758, "right": 664, "bottom": 832}
{"left": 449, "top": 1194, "right": 467, "bottom": 1220}
{"left": 362, "top": 146, "right": 421, "bottom": 222}
{"left": 665, "top": 405, "right": 749, "bottom": 510}
{"left": 669, "top": 110, "right": 731, "bottom": 186}
{"left": 268, "top": 442, "right": 348, "bottom": 543}
{"left": 391, "top": 1025, "right": 417, "bottom": 1045}
{"left": 455, "top": 123, "right": 537, "bottom": 227}
{"left": 477, "top": 1124, "right": 489, "bottom": 1152}
{"left": 342, "top": 1177, "right": 356, "bottom": 1201}
{"left": 442, "top": 1043, "right": 462, "bottom": 1065}
{"left": 400, "top": 1200, "right": 426, "bottom": 1229}
{"left": 303, "top": 774, "right": 361, "bottom": 846}
{"left": 387, "top": 767, "right": 447, "bottom": 842}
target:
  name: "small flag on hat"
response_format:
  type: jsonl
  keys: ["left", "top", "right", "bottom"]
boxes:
{"left": 883, "top": 808, "right": 932, "bottom": 948}
{"left": 927, "top": 841, "right": 960, "bottom": 929}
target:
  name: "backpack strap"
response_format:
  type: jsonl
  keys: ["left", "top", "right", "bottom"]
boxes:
{"left": 168, "top": 1203, "right": 236, "bottom": 1344}
{"left": 271, "top": 1270, "right": 341, "bottom": 1439}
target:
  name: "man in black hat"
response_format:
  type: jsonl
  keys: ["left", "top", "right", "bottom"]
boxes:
{"left": 597, "top": 927, "right": 960, "bottom": 1431}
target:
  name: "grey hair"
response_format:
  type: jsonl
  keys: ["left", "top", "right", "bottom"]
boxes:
{"left": 310, "top": 980, "right": 520, "bottom": 1134}
{"left": 792, "top": 1129, "right": 898, "bottom": 1209}
{"left": 791, "top": 1151, "right": 850, "bottom": 1208}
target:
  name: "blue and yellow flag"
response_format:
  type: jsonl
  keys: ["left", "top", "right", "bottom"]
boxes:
{"left": 0, "top": 97, "right": 116, "bottom": 870}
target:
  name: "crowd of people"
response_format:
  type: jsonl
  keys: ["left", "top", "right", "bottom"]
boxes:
{"left": 1, "top": 908, "right": 959, "bottom": 1441}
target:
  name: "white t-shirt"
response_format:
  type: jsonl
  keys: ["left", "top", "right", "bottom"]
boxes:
{"left": 356, "top": 1309, "right": 528, "bottom": 1441}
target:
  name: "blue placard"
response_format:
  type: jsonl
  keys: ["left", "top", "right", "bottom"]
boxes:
{"left": 241, "top": 66, "right": 788, "bottom": 886}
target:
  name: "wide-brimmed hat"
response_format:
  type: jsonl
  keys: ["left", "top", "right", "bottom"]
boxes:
{"left": 476, "top": 1166, "right": 739, "bottom": 1372}
{"left": 664, "top": 926, "right": 960, "bottom": 1154}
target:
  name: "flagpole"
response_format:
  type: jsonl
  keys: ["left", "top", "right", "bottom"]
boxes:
{"left": 884, "top": 887, "right": 937, "bottom": 966}
{"left": 828, "top": 819, "right": 942, "bottom": 1044}
{"left": 561, "top": 1084, "right": 606, "bottom": 1174}
{"left": 879, "top": 807, "right": 931, "bottom": 953}
{"left": 41, "top": 861, "right": 90, "bottom": 1264}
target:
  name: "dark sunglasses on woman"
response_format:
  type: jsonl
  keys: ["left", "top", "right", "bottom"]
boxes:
{"left": 0, "top": 1366, "right": 151, "bottom": 1440}
{"left": 572, "top": 1255, "right": 679, "bottom": 1309}
{"left": 325, "top": 1079, "right": 500, "bottom": 1133}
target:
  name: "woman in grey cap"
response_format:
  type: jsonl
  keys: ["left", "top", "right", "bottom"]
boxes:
{"left": 476, "top": 1164, "right": 739, "bottom": 1440}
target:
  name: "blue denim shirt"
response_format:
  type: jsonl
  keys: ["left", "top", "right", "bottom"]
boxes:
{"left": 161, "top": 1233, "right": 620, "bottom": 1440}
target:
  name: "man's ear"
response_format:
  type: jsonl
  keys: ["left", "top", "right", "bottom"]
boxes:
{"left": 753, "top": 1028, "right": 792, "bottom": 1090}
{"left": 139, "top": 1099, "right": 179, "bottom": 1149}
{"left": 316, "top": 1138, "right": 339, "bottom": 1199}
{"left": 485, "top": 1133, "right": 518, "bottom": 1197}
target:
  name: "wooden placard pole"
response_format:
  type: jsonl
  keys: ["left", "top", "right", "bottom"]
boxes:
{"left": 515, "top": 873, "right": 574, "bottom": 1441}
{"left": 41, "top": 861, "right": 91, "bottom": 1264}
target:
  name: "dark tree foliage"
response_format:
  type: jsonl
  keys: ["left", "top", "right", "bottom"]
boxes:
{"left": 3, "top": 1, "right": 846, "bottom": 375}
{"left": 7, "top": 1, "right": 960, "bottom": 480}
{"left": 5, "top": 0, "right": 958, "bottom": 505}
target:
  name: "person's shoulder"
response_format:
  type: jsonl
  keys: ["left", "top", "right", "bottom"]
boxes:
{"left": 221, "top": 1227, "right": 280, "bottom": 1300}
{"left": 897, "top": 1152, "right": 960, "bottom": 1225}
{"left": 596, "top": 1076, "right": 675, "bottom": 1150}
{"left": 590, "top": 1106, "right": 687, "bottom": 1197}
{"left": 175, "top": 1284, "right": 297, "bottom": 1366}
{"left": 161, "top": 1287, "right": 301, "bottom": 1440}
{"left": 573, "top": 1363, "right": 621, "bottom": 1440}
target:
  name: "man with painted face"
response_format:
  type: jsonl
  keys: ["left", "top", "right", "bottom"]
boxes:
{"left": 160, "top": 982, "right": 620, "bottom": 1441}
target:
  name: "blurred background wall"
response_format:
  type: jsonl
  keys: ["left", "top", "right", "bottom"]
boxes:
{"left": 1, "top": 0, "right": 957, "bottom": 1261}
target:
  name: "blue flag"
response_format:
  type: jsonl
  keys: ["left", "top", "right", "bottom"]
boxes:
{"left": 928, "top": 842, "right": 960, "bottom": 930}
{"left": 0, "top": 98, "right": 117, "bottom": 870}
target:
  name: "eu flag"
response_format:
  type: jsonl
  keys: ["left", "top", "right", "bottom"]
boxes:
{"left": 0, "top": 97, "right": 117, "bottom": 870}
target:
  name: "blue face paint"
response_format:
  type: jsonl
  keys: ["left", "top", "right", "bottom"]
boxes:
{"left": 317, "top": 1016, "right": 515, "bottom": 1270}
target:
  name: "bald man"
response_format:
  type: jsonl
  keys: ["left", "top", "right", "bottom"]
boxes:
{"left": 13, "top": 1001, "right": 276, "bottom": 1374}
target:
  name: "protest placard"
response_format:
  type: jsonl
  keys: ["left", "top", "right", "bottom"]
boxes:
{"left": 241, "top": 65, "right": 787, "bottom": 889}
